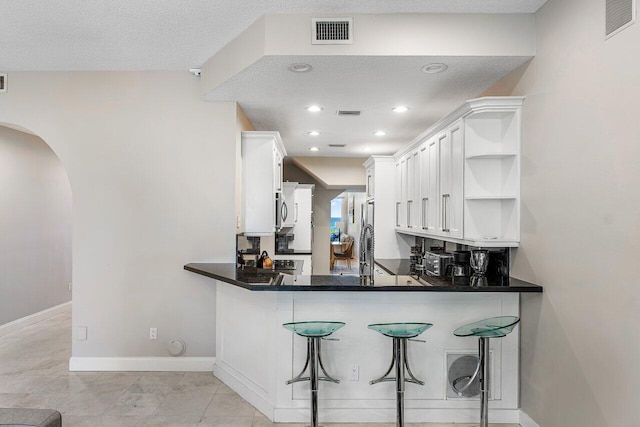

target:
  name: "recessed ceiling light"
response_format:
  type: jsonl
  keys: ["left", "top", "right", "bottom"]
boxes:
{"left": 306, "top": 105, "right": 323, "bottom": 112}
{"left": 309, "top": 147, "right": 320, "bottom": 152}
{"left": 307, "top": 131, "right": 320, "bottom": 136}
{"left": 373, "top": 130, "right": 386, "bottom": 136}
{"left": 363, "top": 147, "right": 372, "bottom": 152}
{"left": 392, "top": 106, "right": 409, "bottom": 113}
{"left": 421, "top": 63, "right": 448, "bottom": 74}
{"left": 288, "top": 63, "right": 313, "bottom": 73}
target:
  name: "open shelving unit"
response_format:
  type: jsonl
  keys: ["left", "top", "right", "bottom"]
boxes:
{"left": 463, "top": 107, "right": 521, "bottom": 245}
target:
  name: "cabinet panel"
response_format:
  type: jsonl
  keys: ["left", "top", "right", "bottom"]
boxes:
{"left": 428, "top": 139, "right": 440, "bottom": 232}
{"left": 447, "top": 121, "right": 464, "bottom": 238}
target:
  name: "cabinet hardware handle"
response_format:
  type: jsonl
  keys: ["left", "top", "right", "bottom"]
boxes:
{"left": 407, "top": 200, "right": 412, "bottom": 228}
{"left": 443, "top": 194, "right": 450, "bottom": 232}
{"left": 422, "top": 198, "right": 428, "bottom": 229}
{"left": 294, "top": 203, "right": 298, "bottom": 222}
{"left": 396, "top": 202, "right": 401, "bottom": 227}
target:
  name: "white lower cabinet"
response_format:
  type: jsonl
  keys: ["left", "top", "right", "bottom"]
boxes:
{"left": 389, "top": 96, "right": 524, "bottom": 247}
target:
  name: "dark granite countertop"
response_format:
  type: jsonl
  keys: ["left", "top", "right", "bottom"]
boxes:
{"left": 275, "top": 250, "right": 313, "bottom": 255}
{"left": 184, "top": 262, "right": 543, "bottom": 293}
{"left": 375, "top": 259, "right": 413, "bottom": 275}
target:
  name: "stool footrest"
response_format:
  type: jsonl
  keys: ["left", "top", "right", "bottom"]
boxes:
{"left": 370, "top": 338, "right": 425, "bottom": 387}
{"left": 286, "top": 376, "right": 340, "bottom": 385}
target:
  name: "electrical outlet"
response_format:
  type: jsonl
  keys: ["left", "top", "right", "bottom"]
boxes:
{"left": 77, "top": 326, "right": 87, "bottom": 341}
{"left": 68, "top": 282, "right": 73, "bottom": 291}
{"left": 349, "top": 364, "right": 359, "bottom": 381}
{"left": 149, "top": 328, "right": 157, "bottom": 340}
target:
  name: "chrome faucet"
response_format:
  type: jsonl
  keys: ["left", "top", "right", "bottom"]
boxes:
{"left": 359, "top": 223, "right": 375, "bottom": 286}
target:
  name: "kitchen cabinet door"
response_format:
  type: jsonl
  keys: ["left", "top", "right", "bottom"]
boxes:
{"left": 419, "top": 142, "right": 432, "bottom": 232}
{"left": 408, "top": 149, "right": 420, "bottom": 229}
{"left": 438, "top": 121, "right": 464, "bottom": 238}
{"left": 427, "top": 138, "right": 440, "bottom": 233}
{"left": 395, "top": 161, "right": 402, "bottom": 227}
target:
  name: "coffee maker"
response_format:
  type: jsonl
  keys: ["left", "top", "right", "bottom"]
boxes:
{"left": 446, "top": 251, "right": 471, "bottom": 284}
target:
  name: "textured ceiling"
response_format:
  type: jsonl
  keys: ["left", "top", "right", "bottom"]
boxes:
{"left": 0, "top": 0, "right": 546, "bottom": 70}
{"left": 205, "top": 55, "right": 532, "bottom": 157}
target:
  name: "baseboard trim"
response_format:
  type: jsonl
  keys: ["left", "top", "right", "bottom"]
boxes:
{"left": 520, "top": 410, "right": 541, "bottom": 427}
{"left": 273, "top": 408, "right": 521, "bottom": 423}
{"left": 213, "top": 363, "right": 274, "bottom": 419}
{"left": 0, "top": 301, "right": 71, "bottom": 338}
{"left": 69, "top": 356, "right": 216, "bottom": 372}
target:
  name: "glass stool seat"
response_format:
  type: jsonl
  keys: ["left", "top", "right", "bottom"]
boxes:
{"left": 453, "top": 316, "right": 520, "bottom": 338}
{"left": 282, "top": 321, "right": 345, "bottom": 338}
{"left": 368, "top": 322, "right": 433, "bottom": 339}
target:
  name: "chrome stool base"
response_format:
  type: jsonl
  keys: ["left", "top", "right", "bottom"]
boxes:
{"left": 368, "top": 323, "right": 432, "bottom": 427}
{"left": 283, "top": 321, "right": 344, "bottom": 427}
{"left": 370, "top": 338, "right": 425, "bottom": 427}
{"left": 286, "top": 337, "right": 340, "bottom": 427}
{"left": 453, "top": 316, "right": 520, "bottom": 427}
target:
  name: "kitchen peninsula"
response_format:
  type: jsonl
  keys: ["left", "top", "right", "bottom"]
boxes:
{"left": 185, "top": 262, "right": 541, "bottom": 424}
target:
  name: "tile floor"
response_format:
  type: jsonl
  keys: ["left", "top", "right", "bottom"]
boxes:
{"left": 0, "top": 306, "right": 520, "bottom": 426}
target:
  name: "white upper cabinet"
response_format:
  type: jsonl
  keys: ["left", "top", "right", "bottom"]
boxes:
{"left": 392, "top": 97, "right": 524, "bottom": 247}
{"left": 241, "top": 131, "right": 287, "bottom": 236}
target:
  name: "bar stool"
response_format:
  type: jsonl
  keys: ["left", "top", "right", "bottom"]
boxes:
{"left": 283, "top": 321, "right": 345, "bottom": 427}
{"left": 368, "top": 322, "right": 433, "bottom": 427}
{"left": 452, "top": 316, "right": 520, "bottom": 427}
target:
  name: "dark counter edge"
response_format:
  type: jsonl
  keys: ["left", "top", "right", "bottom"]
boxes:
{"left": 184, "top": 263, "right": 543, "bottom": 293}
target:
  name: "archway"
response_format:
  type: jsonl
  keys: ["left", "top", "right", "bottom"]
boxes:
{"left": 0, "top": 122, "right": 72, "bottom": 333}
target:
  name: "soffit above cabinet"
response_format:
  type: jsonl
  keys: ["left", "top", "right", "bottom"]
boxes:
{"left": 2, "top": 1, "right": 547, "bottom": 70}
{"left": 202, "top": 14, "right": 535, "bottom": 157}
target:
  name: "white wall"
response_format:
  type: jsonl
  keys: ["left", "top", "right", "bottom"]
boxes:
{"left": 483, "top": 0, "right": 640, "bottom": 425}
{"left": 0, "top": 125, "right": 72, "bottom": 325}
{"left": 0, "top": 72, "right": 238, "bottom": 360}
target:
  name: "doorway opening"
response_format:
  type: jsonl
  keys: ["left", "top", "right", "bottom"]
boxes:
{"left": 0, "top": 123, "right": 72, "bottom": 333}
{"left": 329, "top": 191, "right": 365, "bottom": 275}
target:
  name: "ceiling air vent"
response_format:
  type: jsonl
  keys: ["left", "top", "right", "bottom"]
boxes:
{"left": 336, "top": 110, "right": 361, "bottom": 116}
{"left": 312, "top": 18, "right": 353, "bottom": 45}
{"left": 329, "top": 144, "right": 347, "bottom": 148}
{"left": 606, "top": 0, "right": 636, "bottom": 38}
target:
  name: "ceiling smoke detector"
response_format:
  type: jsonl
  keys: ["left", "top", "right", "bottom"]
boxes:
{"left": 288, "top": 63, "right": 313, "bottom": 73}
{"left": 421, "top": 63, "right": 448, "bottom": 74}
{"left": 189, "top": 68, "right": 201, "bottom": 76}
